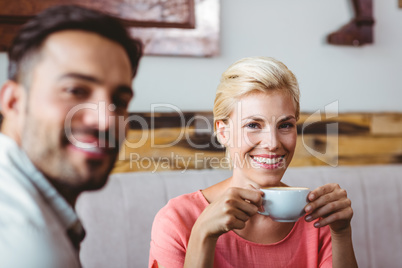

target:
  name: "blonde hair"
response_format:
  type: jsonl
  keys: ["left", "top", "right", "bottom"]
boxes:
{"left": 213, "top": 57, "right": 300, "bottom": 131}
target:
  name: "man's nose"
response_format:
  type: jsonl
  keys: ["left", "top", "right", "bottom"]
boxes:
{"left": 81, "top": 100, "right": 116, "bottom": 131}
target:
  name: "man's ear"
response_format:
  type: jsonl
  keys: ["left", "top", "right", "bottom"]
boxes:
{"left": 215, "top": 120, "right": 229, "bottom": 146}
{"left": 0, "top": 80, "right": 25, "bottom": 117}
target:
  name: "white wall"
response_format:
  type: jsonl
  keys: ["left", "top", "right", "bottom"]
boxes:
{"left": 1, "top": 0, "right": 401, "bottom": 113}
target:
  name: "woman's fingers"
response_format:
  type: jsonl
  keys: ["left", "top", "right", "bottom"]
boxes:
{"left": 199, "top": 187, "right": 263, "bottom": 237}
{"left": 305, "top": 198, "right": 351, "bottom": 222}
{"left": 220, "top": 208, "right": 253, "bottom": 231}
{"left": 305, "top": 183, "right": 353, "bottom": 232}
{"left": 313, "top": 207, "right": 353, "bottom": 229}
{"left": 221, "top": 197, "right": 258, "bottom": 218}
{"left": 305, "top": 185, "right": 347, "bottom": 213}
{"left": 308, "top": 183, "right": 344, "bottom": 201}
{"left": 234, "top": 187, "right": 264, "bottom": 207}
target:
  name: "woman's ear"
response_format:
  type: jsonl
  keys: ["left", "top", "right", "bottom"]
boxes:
{"left": 215, "top": 120, "right": 229, "bottom": 146}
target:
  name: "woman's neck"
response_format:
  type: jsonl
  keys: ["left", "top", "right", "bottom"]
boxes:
{"left": 234, "top": 214, "right": 296, "bottom": 244}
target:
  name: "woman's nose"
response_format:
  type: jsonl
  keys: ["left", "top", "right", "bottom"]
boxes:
{"left": 260, "top": 128, "right": 280, "bottom": 151}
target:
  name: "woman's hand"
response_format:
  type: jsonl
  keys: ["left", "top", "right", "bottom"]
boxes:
{"left": 194, "top": 186, "right": 263, "bottom": 239}
{"left": 184, "top": 186, "right": 263, "bottom": 267}
{"left": 305, "top": 184, "right": 358, "bottom": 267}
{"left": 304, "top": 183, "right": 353, "bottom": 234}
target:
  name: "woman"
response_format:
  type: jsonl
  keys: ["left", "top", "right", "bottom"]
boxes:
{"left": 149, "top": 57, "right": 357, "bottom": 268}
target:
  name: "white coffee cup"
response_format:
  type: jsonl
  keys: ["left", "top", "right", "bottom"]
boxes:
{"left": 258, "top": 187, "right": 310, "bottom": 222}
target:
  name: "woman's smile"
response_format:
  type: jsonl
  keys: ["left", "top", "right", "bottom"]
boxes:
{"left": 249, "top": 154, "right": 285, "bottom": 169}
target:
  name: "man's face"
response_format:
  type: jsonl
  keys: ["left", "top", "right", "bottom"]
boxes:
{"left": 21, "top": 30, "right": 133, "bottom": 193}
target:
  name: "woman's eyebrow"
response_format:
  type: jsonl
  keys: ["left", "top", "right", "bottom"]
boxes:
{"left": 278, "top": 115, "right": 296, "bottom": 122}
{"left": 241, "top": 116, "right": 266, "bottom": 122}
{"left": 241, "top": 115, "right": 296, "bottom": 122}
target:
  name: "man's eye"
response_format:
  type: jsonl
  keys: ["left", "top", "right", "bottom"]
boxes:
{"left": 65, "top": 87, "right": 89, "bottom": 97}
{"left": 113, "top": 97, "right": 130, "bottom": 109}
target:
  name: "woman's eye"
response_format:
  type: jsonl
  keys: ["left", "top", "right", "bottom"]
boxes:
{"left": 279, "top": 122, "right": 294, "bottom": 129}
{"left": 246, "top": 122, "right": 260, "bottom": 129}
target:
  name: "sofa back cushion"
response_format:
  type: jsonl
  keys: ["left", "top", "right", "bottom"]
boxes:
{"left": 76, "top": 165, "right": 402, "bottom": 267}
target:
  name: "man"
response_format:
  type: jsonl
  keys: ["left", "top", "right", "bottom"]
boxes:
{"left": 0, "top": 5, "right": 142, "bottom": 267}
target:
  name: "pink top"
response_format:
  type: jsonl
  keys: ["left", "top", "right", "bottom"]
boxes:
{"left": 149, "top": 190, "right": 332, "bottom": 268}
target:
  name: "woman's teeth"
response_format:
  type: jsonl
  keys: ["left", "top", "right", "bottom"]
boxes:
{"left": 253, "top": 156, "right": 283, "bottom": 165}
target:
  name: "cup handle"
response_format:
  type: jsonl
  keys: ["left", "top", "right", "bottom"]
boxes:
{"left": 258, "top": 210, "right": 269, "bottom": 216}
{"left": 257, "top": 200, "right": 269, "bottom": 216}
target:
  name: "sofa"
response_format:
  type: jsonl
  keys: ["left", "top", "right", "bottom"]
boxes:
{"left": 76, "top": 164, "right": 402, "bottom": 268}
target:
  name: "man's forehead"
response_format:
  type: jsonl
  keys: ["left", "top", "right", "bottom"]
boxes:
{"left": 35, "top": 30, "right": 132, "bottom": 84}
{"left": 42, "top": 30, "right": 115, "bottom": 56}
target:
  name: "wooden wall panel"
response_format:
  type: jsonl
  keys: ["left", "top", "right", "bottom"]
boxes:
{"left": 112, "top": 112, "right": 402, "bottom": 173}
{"left": 371, "top": 114, "right": 402, "bottom": 135}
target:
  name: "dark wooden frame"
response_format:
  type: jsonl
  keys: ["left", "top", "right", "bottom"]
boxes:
{"left": 0, "top": 0, "right": 195, "bottom": 51}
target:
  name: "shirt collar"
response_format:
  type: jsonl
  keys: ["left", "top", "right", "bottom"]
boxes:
{"left": 0, "top": 133, "right": 85, "bottom": 245}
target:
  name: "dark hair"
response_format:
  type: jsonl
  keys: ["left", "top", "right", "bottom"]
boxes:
{"left": 8, "top": 5, "right": 142, "bottom": 82}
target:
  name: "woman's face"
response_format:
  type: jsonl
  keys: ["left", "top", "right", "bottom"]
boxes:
{"left": 217, "top": 90, "right": 297, "bottom": 187}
